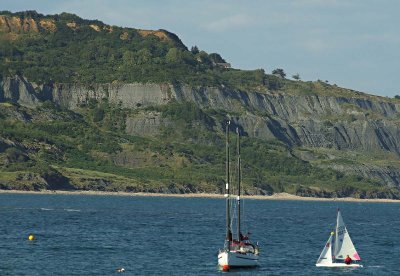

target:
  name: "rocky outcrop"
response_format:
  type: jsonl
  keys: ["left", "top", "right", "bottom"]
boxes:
{"left": 0, "top": 76, "right": 43, "bottom": 108}
{"left": 52, "top": 82, "right": 173, "bottom": 109}
{"left": 0, "top": 170, "right": 73, "bottom": 191}
{"left": 0, "top": 15, "right": 39, "bottom": 33}
{"left": 125, "top": 111, "right": 168, "bottom": 137}
{"left": 325, "top": 164, "right": 400, "bottom": 188}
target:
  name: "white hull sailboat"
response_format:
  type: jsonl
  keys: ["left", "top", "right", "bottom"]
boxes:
{"left": 316, "top": 209, "right": 362, "bottom": 268}
{"left": 316, "top": 263, "right": 361, "bottom": 268}
{"left": 218, "top": 123, "right": 259, "bottom": 271}
{"left": 218, "top": 249, "right": 259, "bottom": 268}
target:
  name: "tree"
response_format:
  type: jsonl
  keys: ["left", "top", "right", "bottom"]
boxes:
{"left": 195, "top": 51, "right": 211, "bottom": 65}
{"left": 254, "top": 69, "right": 266, "bottom": 84}
{"left": 209, "top": 53, "right": 226, "bottom": 63}
{"left": 292, "top": 73, "right": 300, "bottom": 81}
{"left": 136, "top": 48, "right": 152, "bottom": 64}
{"left": 394, "top": 95, "right": 400, "bottom": 99}
{"left": 190, "top": 46, "right": 199, "bottom": 55}
{"left": 272, "top": 68, "right": 286, "bottom": 78}
{"left": 166, "top": 48, "right": 183, "bottom": 64}
{"left": 122, "top": 50, "right": 135, "bottom": 66}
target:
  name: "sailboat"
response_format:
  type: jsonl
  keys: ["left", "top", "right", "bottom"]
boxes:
{"left": 218, "top": 122, "right": 259, "bottom": 271}
{"left": 316, "top": 209, "right": 362, "bottom": 268}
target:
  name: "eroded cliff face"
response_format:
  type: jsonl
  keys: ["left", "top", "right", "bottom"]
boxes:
{"left": 1, "top": 75, "right": 400, "bottom": 186}
{"left": 0, "top": 13, "right": 185, "bottom": 48}
{"left": 0, "top": 15, "right": 39, "bottom": 33}
{"left": 2, "top": 76, "right": 399, "bottom": 150}
{"left": 0, "top": 15, "right": 58, "bottom": 38}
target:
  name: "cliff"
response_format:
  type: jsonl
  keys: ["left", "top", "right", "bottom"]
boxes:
{"left": 1, "top": 11, "right": 400, "bottom": 198}
{"left": 1, "top": 75, "right": 400, "bottom": 190}
{"left": 2, "top": 75, "right": 400, "bottom": 151}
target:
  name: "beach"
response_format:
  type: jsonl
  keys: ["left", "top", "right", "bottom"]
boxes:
{"left": 0, "top": 189, "right": 399, "bottom": 203}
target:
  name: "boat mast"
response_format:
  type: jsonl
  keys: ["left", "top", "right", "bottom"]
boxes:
{"left": 236, "top": 127, "right": 241, "bottom": 241}
{"left": 225, "top": 121, "right": 231, "bottom": 250}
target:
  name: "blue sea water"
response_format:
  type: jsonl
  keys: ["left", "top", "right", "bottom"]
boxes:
{"left": 0, "top": 193, "right": 399, "bottom": 275}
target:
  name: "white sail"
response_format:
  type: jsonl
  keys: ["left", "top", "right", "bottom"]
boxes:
{"left": 316, "top": 234, "right": 333, "bottom": 265}
{"left": 334, "top": 210, "right": 361, "bottom": 261}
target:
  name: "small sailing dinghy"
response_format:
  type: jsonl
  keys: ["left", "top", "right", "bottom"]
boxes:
{"left": 218, "top": 123, "right": 259, "bottom": 271}
{"left": 316, "top": 209, "right": 362, "bottom": 268}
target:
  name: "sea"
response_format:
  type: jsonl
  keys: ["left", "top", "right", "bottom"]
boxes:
{"left": 0, "top": 193, "right": 399, "bottom": 275}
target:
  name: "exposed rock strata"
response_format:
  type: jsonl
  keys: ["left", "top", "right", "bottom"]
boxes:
{"left": 1, "top": 75, "right": 400, "bottom": 186}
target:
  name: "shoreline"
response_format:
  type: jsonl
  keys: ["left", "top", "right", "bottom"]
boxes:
{"left": 0, "top": 189, "right": 399, "bottom": 203}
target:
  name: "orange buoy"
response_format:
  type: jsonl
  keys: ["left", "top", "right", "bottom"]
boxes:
{"left": 28, "top": 234, "right": 35, "bottom": 241}
{"left": 222, "top": 265, "right": 230, "bottom": 271}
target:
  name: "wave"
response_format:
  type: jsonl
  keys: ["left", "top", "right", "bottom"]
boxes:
{"left": 64, "top": 209, "right": 81, "bottom": 212}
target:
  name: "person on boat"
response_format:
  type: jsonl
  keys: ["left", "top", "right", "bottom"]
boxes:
{"left": 240, "top": 232, "right": 249, "bottom": 241}
{"left": 345, "top": 255, "right": 352, "bottom": 265}
{"left": 228, "top": 231, "right": 233, "bottom": 241}
{"left": 231, "top": 239, "right": 240, "bottom": 249}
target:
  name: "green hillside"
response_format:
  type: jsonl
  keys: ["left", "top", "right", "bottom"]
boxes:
{"left": 0, "top": 10, "right": 278, "bottom": 91}
{"left": 0, "top": 99, "right": 397, "bottom": 198}
{"left": 1, "top": 11, "right": 400, "bottom": 198}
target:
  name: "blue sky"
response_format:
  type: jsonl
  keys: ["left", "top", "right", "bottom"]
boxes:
{"left": 2, "top": 0, "right": 400, "bottom": 97}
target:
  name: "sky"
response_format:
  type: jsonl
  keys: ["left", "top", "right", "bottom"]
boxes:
{"left": 2, "top": 0, "right": 400, "bottom": 97}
